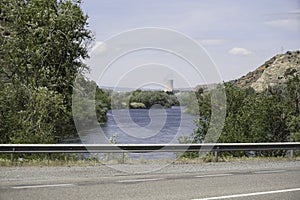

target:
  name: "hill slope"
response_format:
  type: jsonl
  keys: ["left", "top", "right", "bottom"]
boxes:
{"left": 234, "top": 50, "right": 300, "bottom": 92}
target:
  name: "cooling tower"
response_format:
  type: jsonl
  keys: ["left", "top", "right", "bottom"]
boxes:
{"left": 164, "top": 79, "right": 174, "bottom": 92}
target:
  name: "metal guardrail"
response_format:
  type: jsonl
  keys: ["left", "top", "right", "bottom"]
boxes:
{"left": 0, "top": 143, "right": 299, "bottom": 153}
{"left": 1, "top": 143, "right": 299, "bottom": 162}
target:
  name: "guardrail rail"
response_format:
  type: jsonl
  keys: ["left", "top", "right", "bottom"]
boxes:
{"left": 1, "top": 143, "right": 299, "bottom": 162}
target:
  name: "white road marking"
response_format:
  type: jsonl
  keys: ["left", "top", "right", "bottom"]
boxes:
{"left": 253, "top": 170, "right": 286, "bottom": 174}
{"left": 117, "top": 178, "right": 162, "bottom": 183}
{"left": 192, "top": 187, "right": 300, "bottom": 200}
{"left": 12, "top": 184, "right": 75, "bottom": 189}
{"left": 195, "top": 174, "right": 233, "bottom": 178}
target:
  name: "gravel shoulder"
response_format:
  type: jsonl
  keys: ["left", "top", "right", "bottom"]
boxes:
{"left": 1, "top": 160, "right": 300, "bottom": 183}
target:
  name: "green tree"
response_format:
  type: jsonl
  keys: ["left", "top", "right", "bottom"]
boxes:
{"left": 0, "top": 0, "right": 93, "bottom": 143}
{"left": 219, "top": 84, "right": 249, "bottom": 143}
{"left": 177, "top": 88, "right": 211, "bottom": 158}
{"left": 186, "top": 82, "right": 293, "bottom": 158}
{"left": 190, "top": 92, "right": 211, "bottom": 143}
{"left": 285, "top": 74, "right": 300, "bottom": 142}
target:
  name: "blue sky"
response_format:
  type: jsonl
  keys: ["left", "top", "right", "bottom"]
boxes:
{"left": 81, "top": 0, "right": 300, "bottom": 89}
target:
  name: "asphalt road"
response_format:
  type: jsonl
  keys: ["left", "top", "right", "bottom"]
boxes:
{"left": 1, "top": 162, "right": 300, "bottom": 200}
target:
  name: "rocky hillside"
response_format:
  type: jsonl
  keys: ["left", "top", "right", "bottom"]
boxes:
{"left": 234, "top": 50, "right": 300, "bottom": 92}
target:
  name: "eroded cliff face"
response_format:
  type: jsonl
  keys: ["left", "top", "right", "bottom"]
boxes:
{"left": 234, "top": 50, "right": 300, "bottom": 92}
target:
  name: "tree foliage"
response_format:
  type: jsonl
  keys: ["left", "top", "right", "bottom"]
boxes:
{"left": 72, "top": 75, "right": 110, "bottom": 130}
{"left": 182, "top": 72, "right": 300, "bottom": 157}
{"left": 0, "top": 0, "right": 110, "bottom": 143}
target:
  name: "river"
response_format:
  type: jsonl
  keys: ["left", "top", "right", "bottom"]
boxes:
{"left": 75, "top": 107, "right": 197, "bottom": 159}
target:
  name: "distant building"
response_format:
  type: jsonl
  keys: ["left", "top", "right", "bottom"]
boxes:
{"left": 164, "top": 79, "right": 174, "bottom": 92}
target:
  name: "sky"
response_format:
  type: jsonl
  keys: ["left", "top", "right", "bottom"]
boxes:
{"left": 81, "top": 0, "right": 300, "bottom": 89}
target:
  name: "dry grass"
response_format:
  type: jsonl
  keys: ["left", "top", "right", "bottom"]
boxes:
{"left": 0, "top": 154, "right": 298, "bottom": 167}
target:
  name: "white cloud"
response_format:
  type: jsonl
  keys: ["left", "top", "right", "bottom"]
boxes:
{"left": 228, "top": 47, "right": 253, "bottom": 56}
{"left": 198, "top": 39, "right": 227, "bottom": 46}
{"left": 287, "top": 9, "right": 300, "bottom": 15}
{"left": 265, "top": 19, "right": 299, "bottom": 31}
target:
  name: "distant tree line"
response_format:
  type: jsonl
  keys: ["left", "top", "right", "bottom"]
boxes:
{"left": 129, "top": 90, "right": 179, "bottom": 109}
{"left": 107, "top": 90, "right": 180, "bottom": 109}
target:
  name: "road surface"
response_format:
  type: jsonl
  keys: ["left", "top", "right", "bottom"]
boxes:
{"left": 1, "top": 160, "right": 299, "bottom": 200}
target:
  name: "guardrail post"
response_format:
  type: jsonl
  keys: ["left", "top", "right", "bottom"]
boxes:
{"left": 10, "top": 148, "right": 15, "bottom": 162}
{"left": 214, "top": 147, "right": 219, "bottom": 162}
{"left": 121, "top": 152, "right": 125, "bottom": 164}
{"left": 290, "top": 150, "right": 294, "bottom": 158}
{"left": 47, "top": 153, "right": 51, "bottom": 165}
